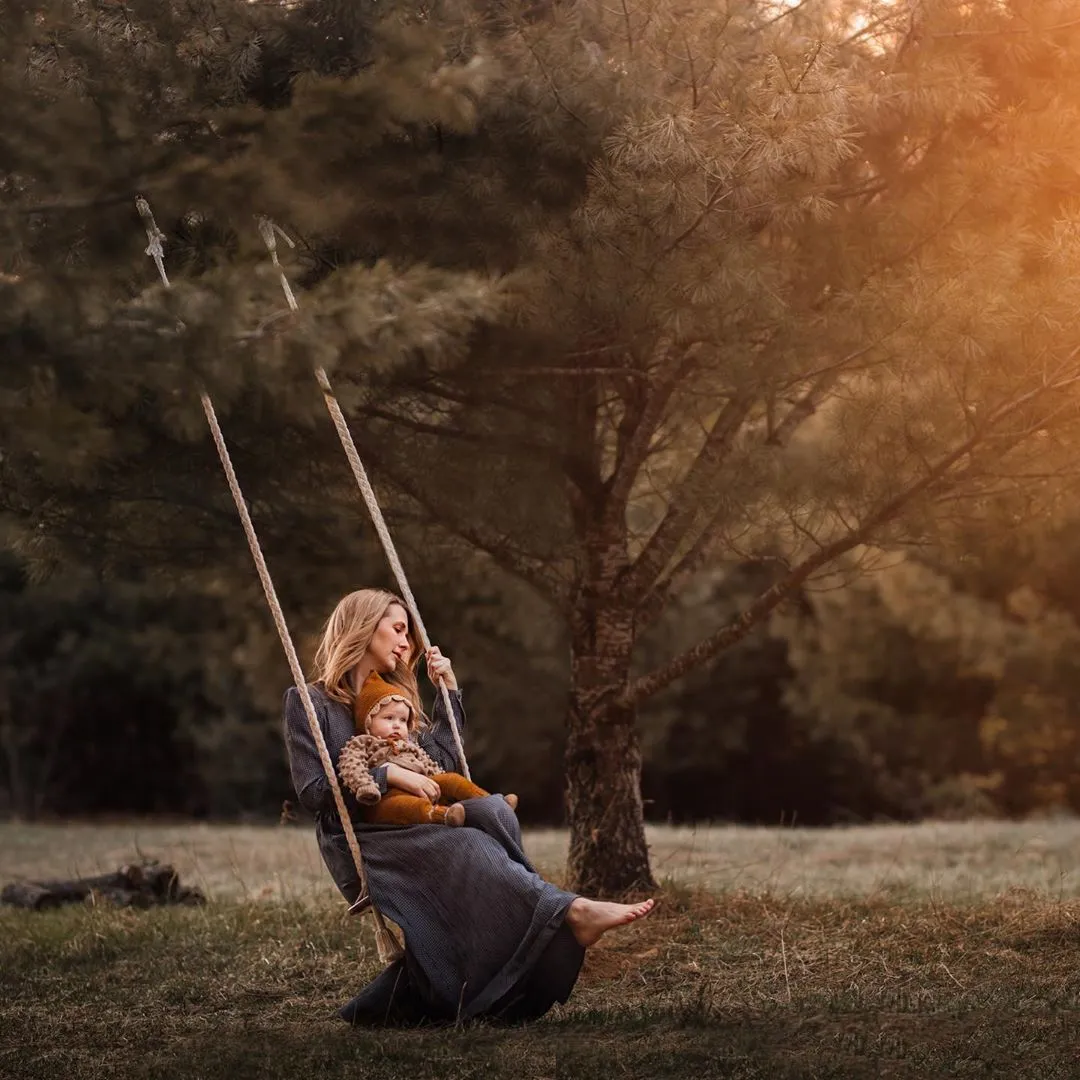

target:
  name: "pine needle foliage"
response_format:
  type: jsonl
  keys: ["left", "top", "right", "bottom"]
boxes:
{"left": 6, "top": 0, "right": 1080, "bottom": 891}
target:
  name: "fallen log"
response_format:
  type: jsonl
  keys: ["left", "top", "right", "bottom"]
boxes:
{"left": 1, "top": 860, "right": 206, "bottom": 910}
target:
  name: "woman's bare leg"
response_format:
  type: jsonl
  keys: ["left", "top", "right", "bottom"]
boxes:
{"left": 564, "top": 897, "right": 656, "bottom": 947}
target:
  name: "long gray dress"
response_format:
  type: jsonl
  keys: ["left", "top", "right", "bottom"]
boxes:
{"left": 282, "top": 683, "right": 584, "bottom": 1025}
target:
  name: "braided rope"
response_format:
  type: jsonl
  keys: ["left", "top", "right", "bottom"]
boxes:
{"left": 198, "top": 391, "right": 374, "bottom": 897}
{"left": 136, "top": 200, "right": 401, "bottom": 962}
{"left": 259, "top": 219, "right": 470, "bottom": 779}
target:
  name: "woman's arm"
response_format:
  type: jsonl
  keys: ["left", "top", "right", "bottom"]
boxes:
{"left": 416, "top": 646, "right": 467, "bottom": 772}
{"left": 282, "top": 686, "right": 390, "bottom": 816}
{"left": 417, "top": 686, "right": 468, "bottom": 774}
{"left": 385, "top": 763, "right": 442, "bottom": 801}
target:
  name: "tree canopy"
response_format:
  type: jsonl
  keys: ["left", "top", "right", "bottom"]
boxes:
{"left": 6, "top": 0, "right": 1080, "bottom": 891}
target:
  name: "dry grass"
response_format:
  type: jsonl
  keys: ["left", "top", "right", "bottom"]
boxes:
{"left": 2, "top": 820, "right": 1080, "bottom": 1079}
{"left": 2, "top": 819, "right": 1079, "bottom": 902}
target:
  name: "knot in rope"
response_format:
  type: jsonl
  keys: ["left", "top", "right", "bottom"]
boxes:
{"left": 135, "top": 196, "right": 169, "bottom": 287}
{"left": 257, "top": 216, "right": 298, "bottom": 312}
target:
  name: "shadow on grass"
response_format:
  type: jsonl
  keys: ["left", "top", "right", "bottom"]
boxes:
{"left": 3, "top": 887, "right": 1080, "bottom": 1079}
{"left": 6, "top": 1006, "right": 1080, "bottom": 1080}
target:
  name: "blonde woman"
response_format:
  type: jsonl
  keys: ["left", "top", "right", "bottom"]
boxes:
{"left": 283, "top": 588, "right": 654, "bottom": 1025}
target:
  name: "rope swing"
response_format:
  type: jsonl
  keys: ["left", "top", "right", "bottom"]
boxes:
{"left": 135, "top": 197, "right": 413, "bottom": 965}
{"left": 257, "top": 218, "right": 469, "bottom": 780}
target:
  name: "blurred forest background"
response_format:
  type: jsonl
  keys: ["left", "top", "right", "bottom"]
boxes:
{"left": 5, "top": 0, "right": 1080, "bottom": 837}
{"left": 7, "top": 512, "right": 1080, "bottom": 826}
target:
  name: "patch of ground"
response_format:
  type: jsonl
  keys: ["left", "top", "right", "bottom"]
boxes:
{"left": 3, "top": 821, "right": 1080, "bottom": 1077}
{"left": 2, "top": 819, "right": 1079, "bottom": 903}
{"left": 1, "top": 880, "right": 1079, "bottom": 1078}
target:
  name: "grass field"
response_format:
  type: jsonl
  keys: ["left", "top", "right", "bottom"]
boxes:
{"left": 2, "top": 820, "right": 1080, "bottom": 1078}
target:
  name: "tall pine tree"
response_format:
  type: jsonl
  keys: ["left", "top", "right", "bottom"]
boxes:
{"left": 6, "top": 0, "right": 1080, "bottom": 893}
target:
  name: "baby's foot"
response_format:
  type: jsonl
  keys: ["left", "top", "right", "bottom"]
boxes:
{"left": 443, "top": 802, "right": 466, "bottom": 827}
{"left": 503, "top": 793, "right": 519, "bottom": 812}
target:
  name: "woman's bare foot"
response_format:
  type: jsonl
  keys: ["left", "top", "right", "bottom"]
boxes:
{"left": 503, "top": 793, "right": 519, "bottom": 812}
{"left": 443, "top": 802, "right": 466, "bottom": 827}
{"left": 565, "top": 896, "right": 656, "bottom": 947}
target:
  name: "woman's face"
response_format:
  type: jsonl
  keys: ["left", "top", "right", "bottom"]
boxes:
{"left": 366, "top": 603, "right": 411, "bottom": 674}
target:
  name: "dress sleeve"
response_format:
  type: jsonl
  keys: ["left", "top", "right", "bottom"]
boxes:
{"left": 417, "top": 688, "right": 467, "bottom": 774}
{"left": 282, "top": 686, "right": 388, "bottom": 815}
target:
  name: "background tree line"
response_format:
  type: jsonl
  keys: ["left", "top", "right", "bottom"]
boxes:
{"left": 5, "top": 506, "right": 1080, "bottom": 825}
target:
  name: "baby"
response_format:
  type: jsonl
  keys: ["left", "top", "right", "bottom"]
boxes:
{"left": 338, "top": 672, "right": 517, "bottom": 826}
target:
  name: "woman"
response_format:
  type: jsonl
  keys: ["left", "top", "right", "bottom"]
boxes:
{"left": 282, "top": 589, "right": 654, "bottom": 1025}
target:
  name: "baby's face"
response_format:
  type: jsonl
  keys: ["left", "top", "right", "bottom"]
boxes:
{"left": 368, "top": 700, "right": 411, "bottom": 741}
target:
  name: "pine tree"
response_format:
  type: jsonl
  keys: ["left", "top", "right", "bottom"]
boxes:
{"left": 343, "top": 0, "right": 1080, "bottom": 892}
{"left": 0, "top": 0, "right": 500, "bottom": 606}
{"left": 7, "top": 0, "right": 1080, "bottom": 894}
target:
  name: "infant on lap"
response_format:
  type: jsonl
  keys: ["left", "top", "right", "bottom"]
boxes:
{"left": 338, "top": 672, "right": 517, "bottom": 827}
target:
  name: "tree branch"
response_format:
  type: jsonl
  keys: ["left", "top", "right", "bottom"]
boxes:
{"left": 623, "top": 526, "right": 867, "bottom": 708}
{"left": 621, "top": 370, "right": 1080, "bottom": 707}
{"left": 409, "top": 373, "right": 552, "bottom": 426}
{"left": 756, "top": 0, "right": 818, "bottom": 31}
{"left": 349, "top": 438, "right": 571, "bottom": 608}
{"left": 362, "top": 403, "right": 557, "bottom": 464}
{"left": 619, "top": 391, "right": 755, "bottom": 601}
{"left": 363, "top": 400, "right": 605, "bottom": 505}
{"left": 0, "top": 190, "right": 139, "bottom": 218}
{"left": 605, "top": 344, "right": 695, "bottom": 514}
{"left": 620, "top": 327, "right": 910, "bottom": 605}
{"left": 932, "top": 16, "right": 1080, "bottom": 39}
{"left": 659, "top": 175, "right": 735, "bottom": 258}
{"left": 514, "top": 21, "right": 587, "bottom": 128}
{"left": 765, "top": 339, "right": 887, "bottom": 447}
{"left": 634, "top": 502, "right": 738, "bottom": 627}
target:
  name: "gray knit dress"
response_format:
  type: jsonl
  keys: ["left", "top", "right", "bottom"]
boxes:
{"left": 282, "top": 684, "right": 584, "bottom": 1025}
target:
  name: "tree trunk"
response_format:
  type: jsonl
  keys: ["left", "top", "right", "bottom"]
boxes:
{"left": 0, "top": 711, "right": 32, "bottom": 821}
{"left": 564, "top": 591, "right": 656, "bottom": 897}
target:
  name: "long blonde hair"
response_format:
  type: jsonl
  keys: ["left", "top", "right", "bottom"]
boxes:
{"left": 311, "top": 589, "right": 423, "bottom": 720}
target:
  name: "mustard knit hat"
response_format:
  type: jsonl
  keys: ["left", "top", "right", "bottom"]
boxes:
{"left": 354, "top": 672, "right": 415, "bottom": 732}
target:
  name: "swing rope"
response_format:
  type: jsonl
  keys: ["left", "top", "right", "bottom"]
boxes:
{"left": 135, "top": 198, "right": 403, "bottom": 964}
{"left": 258, "top": 217, "right": 470, "bottom": 779}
